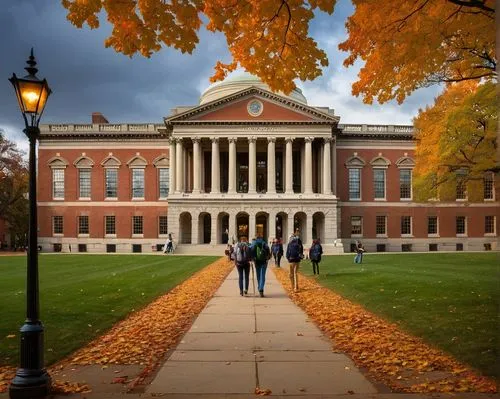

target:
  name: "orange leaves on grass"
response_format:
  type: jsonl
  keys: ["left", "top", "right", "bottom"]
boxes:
{"left": 273, "top": 268, "right": 497, "bottom": 394}
{"left": 0, "top": 367, "right": 16, "bottom": 393}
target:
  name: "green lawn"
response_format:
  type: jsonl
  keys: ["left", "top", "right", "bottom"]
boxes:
{"left": 0, "top": 254, "right": 218, "bottom": 367}
{"left": 301, "top": 252, "right": 499, "bottom": 379}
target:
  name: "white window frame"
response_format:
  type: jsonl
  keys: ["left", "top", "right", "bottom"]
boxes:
{"left": 78, "top": 215, "right": 89, "bottom": 237}
{"left": 158, "top": 215, "right": 169, "bottom": 237}
{"left": 401, "top": 216, "right": 413, "bottom": 237}
{"left": 105, "top": 215, "right": 116, "bottom": 237}
{"left": 52, "top": 168, "right": 65, "bottom": 200}
{"left": 484, "top": 216, "right": 496, "bottom": 236}
{"left": 350, "top": 216, "right": 363, "bottom": 237}
{"left": 105, "top": 168, "right": 118, "bottom": 200}
{"left": 456, "top": 216, "right": 467, "bottom": 237}
{"left": 132, "top": 215, "right": 144, "bottom": 237}
{"left": 375, "top": 215, "right": 387, "bottom": 237}
{"left": 348, "top": 168, "right": 362, "bottom": 201}
{"left": 427, "top": 216, "right": 439, "bottom": 237}
{"left": 399, "top": 169, "right": 413, "bottom": 201}
{"left": 373, "top": 168, "right": 386, "bottom": 201}
{"left": 52, "top": 215, "right": 64, "bottom": 236}
{"left": 131, "top": 168, "right": 145, "bottom": 200}
{"left": 158, "top": 168, "right": 170, "bottom": 199}
{"left": 78, "top": 168, "right": 91, "bottom": 200}
{"left": 484, "top": 172, "right": 495, "bottom": 201}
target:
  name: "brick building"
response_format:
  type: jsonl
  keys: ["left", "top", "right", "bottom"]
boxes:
{"left": 37, "top": 74, "right": 499, "bottom": 254}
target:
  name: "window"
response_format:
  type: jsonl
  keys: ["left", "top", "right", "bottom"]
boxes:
{"left": 133, "top": 216, "right": 143, "bottom": 235}
{"left": 484, "top": 173, "right": 494, "bottom": 200}
{"left": 376, "top": 244, "right": 386, "bottom": 252}
{"left": 105, "top": 169, "right": 118, "bottom": 198}
{"left": 376, "top": 215, "right": 386, "bottom": 235}
{"left": 159, "top": 168, "right": 169, "bottom": 198}
{"left": 351, "top": 216, "right": 362, "bottom": 235}
{"left": 132, "top": 169, "right": 145, "bottom": 199}
{"left": 401, "top": 216, "right": 412, "bottom": 235}
{"left": 484, "top": 243, "right": 492, "bottom": 251}
{"left": 373, "top": 169, "right": 386, "bottom": 199}
{"left": 52, "top": 169, "right": 65, "bottom": 199}
{"left": 348, "top": 169, "right": 361, "bottom": 200}
{"left": 159, "top": 216, "right": 168, "bottom": 235}
{"left": 485, "top": 216, "right": 495, "bottom": 234}
{"left": 456, "top": 216, "right": 466, "bottom": 235}
{"left": 53, "top": 216, "right": 63, "bottom": 235}
{"left": 106, "top": 244, "right": 116, "bottom": 253}
{"left": 78, "top": 216, "right": 89, "bottom": 235}
{"left": 78, "top": 244, "right": 87, "bottom": 253}
{"left": 427, "top": 216, "right": 438, "bottom": 235}
{"left": 53, "top": 243, "right": 62, "bottom": 252}
{"left": 402, "top": 244, "right": 412, "bottom": 252}
{"left": 456, "top": 243, "right": 463, "bottom": 251}
{"left": 456, "top": 179, "right": 467, "bottom": 200}
{"left": 399, "top": 169, "right": 412, "bottom": 200}
{"left": 79, "top": 169, "right": 91, "bottom": 198}
{"left": 429, "top": 243, "right": 438, "bottom": 251}
{"left": 105, "top": 216, "right": 116, "bottom": 235}
{"left": 132, "top": 244, "right": 142, "bottom": 253}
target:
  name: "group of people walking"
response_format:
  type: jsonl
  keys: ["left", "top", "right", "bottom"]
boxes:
{"left": 231, "top": 232, "right": 324, "bottom": 296}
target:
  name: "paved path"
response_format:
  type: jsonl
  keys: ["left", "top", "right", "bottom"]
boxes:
{"left": 147, "top": 266, "right": 377, "bottom": 396}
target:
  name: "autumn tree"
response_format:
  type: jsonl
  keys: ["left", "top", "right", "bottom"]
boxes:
{"left": 0, "top": 130, "right": 29, "bottom": 248}
{"left": 413, "top": 81, "right": 497, "bottom": 201}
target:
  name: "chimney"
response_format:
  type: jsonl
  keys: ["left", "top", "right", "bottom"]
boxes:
{"left": 92, "top": 112, "right": 109, "bottom": 124}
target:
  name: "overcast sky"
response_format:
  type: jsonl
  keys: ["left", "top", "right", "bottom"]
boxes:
{"left": 1, "top": 0, "right": 441, "bottom": 153}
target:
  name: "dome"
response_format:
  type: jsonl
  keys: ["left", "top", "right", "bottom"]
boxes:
{"left": 199, "top": 72, "right": 307, "bottom": 105}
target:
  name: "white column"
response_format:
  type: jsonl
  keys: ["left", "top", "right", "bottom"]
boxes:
{"left": 169, "top": 138, "right": 176, "bottom": 195}
{"left": 175, "top": 139, "right": 183, "bottom": 193}
{"left": 285, "top": 137, "right": 293, "bottom": 194}
{"left": 211, "top": 137, "right": 220, "bottom": 194}
{"left": 192, "top": 137, "right": 201, "bottom": 194}
{"left": 322, "top": 137, "right": 332, "bottom": 194}
{"left": 191, "top": 213, "right": 199, "bottom": 244}
{"left": 306, "top": 213, "right": 313, "bottom": 246}
{"left": 287, "top": 213, "right": 295, "bottom": 242}
{"left": 331, "top": 137, "right": 337, "bottom": 195}
{"left": 248, "top": 137, "right": 257, "bottom": 194}
{"left": 228, "top": 137, "right": 237, "bottom": 194}
{"left": 228, "top": 212, "right": 236, "bottom": 244}
{"left": 267, "top": 137, "right": 276, "bottom": 194}
{"left": 249, "top": 213, "right": 256, "bottom": 241}
{"left": 268, "top": 212, "right": 276, "bottom": 241}
{"left": 210, "top": 213, "right": 218, "bottom": 244}
{"left": 304, "top": 137, "right": 313, "bottom": 194}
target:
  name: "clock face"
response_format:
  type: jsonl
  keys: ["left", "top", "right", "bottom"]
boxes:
{"left": 247, "top": 100, "right": 263, "bottom": 116}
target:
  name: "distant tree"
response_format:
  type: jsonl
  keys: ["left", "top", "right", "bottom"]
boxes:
{"left": 0, "top": 131, "right": 28, "bottom": 246}
{"left": 413, "top": 81, "right": 497, "bottom": 201}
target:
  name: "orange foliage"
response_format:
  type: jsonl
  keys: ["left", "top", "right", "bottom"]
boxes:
{"left": 273, "top": 268, "right": 497, "bottom": 394}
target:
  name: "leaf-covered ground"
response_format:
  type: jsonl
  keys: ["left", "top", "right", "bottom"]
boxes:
{"left": 273, "top": 267, "right": 497, "bottom": 394}
{"left": 0, "top": 257, "right": 233, "bottom": 394}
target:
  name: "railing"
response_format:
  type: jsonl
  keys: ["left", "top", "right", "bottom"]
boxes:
{"left": 339, "top": 124, "right": 413, "bottom": 134}
{"left": 43, "top": 123, "right": 164, "bottom": 133}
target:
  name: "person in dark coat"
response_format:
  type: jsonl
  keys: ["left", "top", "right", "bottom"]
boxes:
{"left": 309, "top": 238, "right": 323, "bottom": 275}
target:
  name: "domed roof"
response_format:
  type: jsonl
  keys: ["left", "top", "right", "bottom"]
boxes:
{"left": 200, "top": 72, "right": 307, "bottom": 105}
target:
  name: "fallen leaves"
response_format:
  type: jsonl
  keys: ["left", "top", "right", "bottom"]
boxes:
{"left": 255, "top": 386, "right": 272, "bottom": 395}
{"left": 0, "top": 258, "right": 233, "bottom": 394}
{"left": 273, "top": 268, "right": 497, "bottom": 394}
{"left": 51, "top": 380, "right": 91, "bottom": 394}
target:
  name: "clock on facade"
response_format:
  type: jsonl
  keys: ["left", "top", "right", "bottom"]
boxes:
{"left": 247, "top": 99, "right": 263, "bottom": 117}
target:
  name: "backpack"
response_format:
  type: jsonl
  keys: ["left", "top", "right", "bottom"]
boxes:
{"left": 287, "top": 239, "right": 302, "bottom": 261}
{"left": 255, "top": 241, "right": 268, "bottom": 262}
{"left": 236, "top": 243, "right": 249, "bottom": 264}
{"left": 310, "top": 243, "right": 321, "bottom": 261}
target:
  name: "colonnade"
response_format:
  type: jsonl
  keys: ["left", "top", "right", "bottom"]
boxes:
{"left": 168, "top": 136, "right": 336, "bottom": 195}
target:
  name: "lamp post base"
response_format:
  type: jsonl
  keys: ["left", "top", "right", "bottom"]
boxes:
{"left": 9, "top": 371, "right": 51, "bottom": 399}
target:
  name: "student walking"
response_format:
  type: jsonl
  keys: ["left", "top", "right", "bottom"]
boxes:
{"left": 251, "top": 235, "right": 271, "bottom": 297}
{"left": 271, "top": 238, "right": 284, "bottom": 267}
{"left": 309, "top": 238, "right": 323, "bottom": 275}
{"left": 354, "top": 240, "right": 365, "bottom": 264}
{"left": 286, "top": 233, "right": 303, "bottom": 292}
{"left": 234, "top": 237, "right": 251, "bottom": 296}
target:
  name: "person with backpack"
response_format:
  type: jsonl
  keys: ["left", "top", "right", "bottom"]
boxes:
{"left": 286, "top": 233, "right": 304, "bottom": 292}
{"left": 309, "top": 238, "right": 323, "bottom": 275}
{"left": 271, "top": 238, "right": 284, "bottom": 267}
{"left": 234, "top": 237, "right": 251, "bottom": 296}
{"left": 251, "top": 234, "right": 271, "bottom": 297}
{"left": 354, "top": 240, "right": 365, "bottom": 264}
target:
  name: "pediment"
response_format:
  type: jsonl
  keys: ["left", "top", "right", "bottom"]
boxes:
{"left": 153, "top": 154, "right": 170, "bottom": 167}
{"left": 48, "top": 156, "right": 69, "bottom": 168}
{"left": 345, "top": 154, "right": 366, "bottom": 167}
{"left": 74, "top": 156, "right": 95, "bottom": 168}
{"left": 165, "top": 87, "right": 339, "bottom": 125}
{"left": 395, "top": 156, "right": 415, "bottom": 168}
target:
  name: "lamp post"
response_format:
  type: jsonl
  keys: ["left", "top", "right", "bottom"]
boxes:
{"left": 8, "top": 49, "right": 51, "bottom": 398}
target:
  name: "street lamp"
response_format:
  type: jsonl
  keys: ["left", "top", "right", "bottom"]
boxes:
{"left": 8, "top": 49, "right": 52, "bottom": 398}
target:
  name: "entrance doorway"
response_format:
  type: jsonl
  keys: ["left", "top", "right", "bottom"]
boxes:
{"left": 256, "top": 212, "right": 268, "bottom": 240}
{"left": 236, "top": 213, "right": 249, "bottom": 241}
